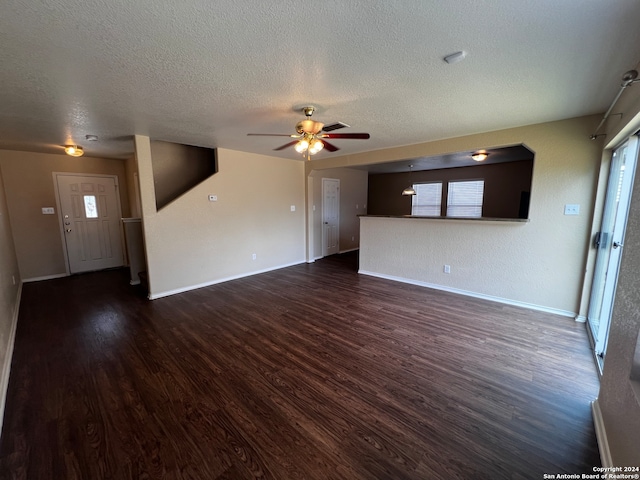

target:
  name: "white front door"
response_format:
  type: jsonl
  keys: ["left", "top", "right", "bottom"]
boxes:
{"left": 322, "top": 178, "right": 340, "bottom": 256}
{"left": 55, "top": 173, "right": 125, "bottom": 274}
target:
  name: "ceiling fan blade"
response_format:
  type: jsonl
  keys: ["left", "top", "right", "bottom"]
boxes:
{"left": 247, "top": 133, "right": 297, "bottom": 137}
{"left": 322, "top": 140, "right": 340, "bottom": 152}
{"left": 322, "top": 122, "right": 350, "bottom": 132}
{"left": 321, "top": 133, "right": 370, "bottom": 139}
{"left": 274, "top": 140, "right": 299, "bottom": 151}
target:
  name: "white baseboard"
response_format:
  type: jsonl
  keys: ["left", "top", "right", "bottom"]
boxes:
{"left": 22, "top": 273, "right": 68, "bottom": 283}
{"left": 339, "top": 247, "right": 359, "bottom": 254}
{"left": 129, "top": 280, "right": 141, "bottom": 285}
{"left": 0, "top": 282, "right": 22, "bottom": 440}
{"left": 358, "top": 270, "right": 578, "bottom": 319}
{"left": 591, "top": 399, "right": 613, "bottom": 467}
{"left": 149, "top": 260, "right": 306, "bottom": 300}
{"left": 575, "top": 315, "right": 587, "bottom": 323}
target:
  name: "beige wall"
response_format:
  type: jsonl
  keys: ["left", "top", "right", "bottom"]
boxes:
{"left": 135, "top": 137, "right": 306, "bottom": 298}
{"left": 0, "top": 150, "right": 130, "bottom": 280}
{"left": 308, "top": 168, "right": 368, "bottom": 259}
{"left": 311, "top": 115, "right": 603, "bottom": 316}
{"left": 0, "top": 165, "right": 21, "bottom": 434}
{"left": 594, "top": 83, "right": 640, "bottom": 465}
{"left": 125, "top": 155, "right": 141, "bottom": 218}
{"left": 150, "top": 141, "right": 218, "bottom": 210}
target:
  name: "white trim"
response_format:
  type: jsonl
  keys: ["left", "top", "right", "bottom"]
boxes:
{"left": 149, "top": 260, "right": 306, "bottom": 300}
{"left": 339, "top": 247, "right": 359, "bottom": 254}
{"left": 358, "top": 270, "right": 577, "bottom": 318}
{"left": 591, "top": 399, "right": 613, "bottom": 468}
{"left": 575, "top": 315, "right": 587, "bottom": 323}
{"left": 0, "top": 282, "right": 22, "bottom": 440}
{"left": 129, "top": 280, "right": 141, "bottom": 285}
{"left": 22, "top": 273, "right": 68, "bottom": 283}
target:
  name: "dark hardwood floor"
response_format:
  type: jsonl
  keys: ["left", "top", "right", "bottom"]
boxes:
{"left": 1, "top": 251, "right": 601, "bottom": 479}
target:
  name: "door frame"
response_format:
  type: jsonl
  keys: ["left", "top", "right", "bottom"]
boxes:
{"left": 52, "top": 172, "right": 125, "bottom": 275}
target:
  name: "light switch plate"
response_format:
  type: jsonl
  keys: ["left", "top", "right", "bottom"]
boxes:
{"left": 564, "top": 204, "right": 580, "bottom": 215}
{"left": 290, "top": 205, "right": 295, "bottom": 212}
{"left": 208, "top": 194, "right": 217, "bottom": 202}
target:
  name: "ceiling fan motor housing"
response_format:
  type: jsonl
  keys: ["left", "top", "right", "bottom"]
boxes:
{"left": 296, "top": 119, "right": 324, "bottom": 135}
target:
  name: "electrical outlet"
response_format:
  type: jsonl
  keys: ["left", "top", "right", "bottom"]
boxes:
{"left": 564, "top": 204, "right": 579, "bottom": 215}
{"left": 444, "top": 265, "right": 451, "bottom": 274}
{"left": 252, "top": 253, "right": 257, "bottom": 260}
{"left": 290, "top": 205, "right": 295, "bottom": 212}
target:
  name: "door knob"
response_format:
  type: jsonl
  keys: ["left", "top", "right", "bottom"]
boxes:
{"left": 65, "top": 229, "right": 72, "bottom": 233}
{"left": 613, "top": 241, "right": 623, "bottom": 249}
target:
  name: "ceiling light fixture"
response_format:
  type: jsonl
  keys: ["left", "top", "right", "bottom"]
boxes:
{"left": 85, "top": 134, "right": 99, "bottom": 141}
{"left": 443, "top": 51, "right": 467, "bottom": 64}
{"left": 471, "top": 151, "right": 488, "bottom": 162}
{"left": 295, "top": 134, "right": 325, "bottom": 158}
{"left": 64, "top": 145, "right": 84, "bottom": 157}
{"left": 402, "top": 165, "right": 417, "bottom": 196}
{"left": 295, "top": 138, "right": 309, "bottom": 153}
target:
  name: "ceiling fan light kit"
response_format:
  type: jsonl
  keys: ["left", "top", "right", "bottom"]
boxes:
{"left": 247, "top": 106, "right": 370, "bottom": 160}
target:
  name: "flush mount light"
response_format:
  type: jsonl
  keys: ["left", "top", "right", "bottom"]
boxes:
{"left": 443, "top": 51, "right": 467, "bottom": 64}
{"left": 85, "top": 134, "right": 99, "bottom": 141}
{"left": 64, "top": 145, "right": 84, "bottom": 157}
{"left": 471, "top": 151, "right": 488, "bottom": 162}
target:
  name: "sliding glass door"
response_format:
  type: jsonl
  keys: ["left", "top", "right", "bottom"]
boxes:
{"left": 587, "top": 135, "right": 639, "bottom": 368}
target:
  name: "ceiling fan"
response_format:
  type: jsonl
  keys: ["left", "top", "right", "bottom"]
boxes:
{"left": 247, "top": 106, "right": 370, "bottom": 160}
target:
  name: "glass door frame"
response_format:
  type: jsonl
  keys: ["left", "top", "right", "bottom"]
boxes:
{"left": 587, "top": 135, "right": 639, "bottom": 368}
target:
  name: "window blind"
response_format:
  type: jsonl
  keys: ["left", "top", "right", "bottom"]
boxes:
{"left": 412, "top": 182, "right": 442, "bottom": 216}
{"left": 447, "top": 180, "right": 484, "bottom": 217}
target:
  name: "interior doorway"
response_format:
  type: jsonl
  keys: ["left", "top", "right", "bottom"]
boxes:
{"left": 587, "top": 135, "right": 639, "bottom": 370}
{"left": 322, "top": 178, "right": 340, "bottom": 257}
{"left": 54, "top": 173, "right": 125, "bottom": 274}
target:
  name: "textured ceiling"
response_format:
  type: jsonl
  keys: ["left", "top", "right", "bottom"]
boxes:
{"left": 1, "top": 0, "right": 640, "bottom": 162}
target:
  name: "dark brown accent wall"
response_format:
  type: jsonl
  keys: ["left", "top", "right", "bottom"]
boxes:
{"left": 367, "top": 160, "right": 533, "bottom": 218}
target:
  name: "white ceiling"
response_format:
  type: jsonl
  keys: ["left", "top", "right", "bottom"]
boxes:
{"left": 1, "top": 0, "right": 640, "bottom": 162}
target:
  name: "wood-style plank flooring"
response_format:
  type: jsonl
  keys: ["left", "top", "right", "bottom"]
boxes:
{"left": 1, "top": 252, "right": 601, "bottom": 479}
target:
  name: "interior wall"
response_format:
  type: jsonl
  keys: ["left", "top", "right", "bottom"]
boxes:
{"left": 309, "top": 167, "right": 368, "bottom": 260}
{"left": 0, "top": 165, "right": 21, "bottom": 437}
{"left": 0, "top": 150, "right": 130, "bottom": 280}
{"left": 368, "top": 160, "right": 533, "bottom": 218}
{"left": 150, "top": 141, "right": 218, "bottom": 210}
{"left": 308, "top": 115, "right": 603, "bottom": 316}
{"left": 134, "top": 137, "right": 306, "bottom": 298}
{"left": 125, "top": 155, "right": 141, "bottom": 218}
